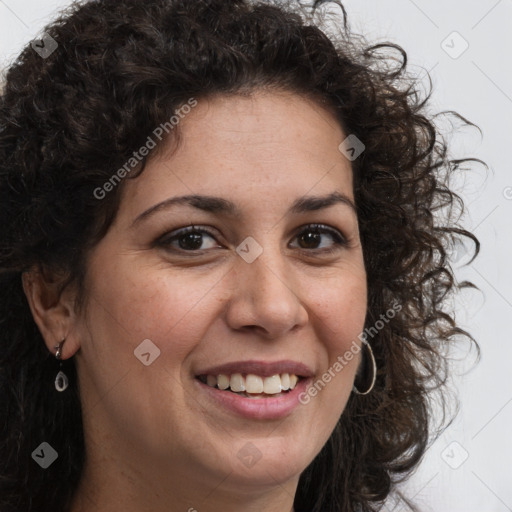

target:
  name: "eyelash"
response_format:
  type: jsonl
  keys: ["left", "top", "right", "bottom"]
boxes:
{"left": 155, "top": 223, "right": 349, "bottom": 256}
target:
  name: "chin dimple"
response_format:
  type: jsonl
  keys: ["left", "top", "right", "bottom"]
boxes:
{"left": 198, "top": 372, "right": 299, "bottom": 395}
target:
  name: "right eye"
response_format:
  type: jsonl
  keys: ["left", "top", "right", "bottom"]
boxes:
{"left": 156, "top": 225, "right": 223, "bottom": 253}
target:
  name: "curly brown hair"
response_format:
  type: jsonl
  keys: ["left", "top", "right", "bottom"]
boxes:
{"left": 0, "top": 0, "right": 481, "bottom": 511}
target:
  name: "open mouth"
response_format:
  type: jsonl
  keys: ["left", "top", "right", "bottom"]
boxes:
{"left": 196, "top": 373, "right": 304, "bottom": 398}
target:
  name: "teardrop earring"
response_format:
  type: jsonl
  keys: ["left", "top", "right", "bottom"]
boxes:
{"left": 54, "top": 338, "right": 69, "bottom": 392}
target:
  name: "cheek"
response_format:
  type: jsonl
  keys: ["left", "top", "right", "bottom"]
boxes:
{"left": 75, "top": 258, "right": 228, "bottom": 433}
{"left": 312, "top": 274, "right": 367, "bottom": 347}
{"left": 305, "top": 274, "right": 367, "bottom": 410}
{"left": 82, "top": 256, "right": 228, "bottom": 364}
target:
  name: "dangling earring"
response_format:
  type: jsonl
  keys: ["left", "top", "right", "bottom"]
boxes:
{"left": 54, "top": 338, "right": 69, "bottom": 392}
{"left": 353, "top": 339, "right": 377, "bottom": 395}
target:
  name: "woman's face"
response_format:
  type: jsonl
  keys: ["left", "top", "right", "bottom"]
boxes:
{"left": 72, "top": 91, "right": 367, "bottom": 503}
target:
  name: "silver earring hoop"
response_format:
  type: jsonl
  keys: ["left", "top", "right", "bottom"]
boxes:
{"left": 353, "top": 339, "right": 376, "bottom": 395}
{"left": 53, "top": 338, "right": 69, "bottom": 392}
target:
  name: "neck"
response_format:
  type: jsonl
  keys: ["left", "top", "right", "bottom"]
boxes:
{"left": 69, "top": 446, "right": 298, "bottom": 512}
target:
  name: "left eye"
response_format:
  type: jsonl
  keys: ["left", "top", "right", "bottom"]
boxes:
{"left": 290, "top": 224, "right": 348, "bottom": 252}
{"left": 157, "top": 224, "right": 347, "bottom": 253}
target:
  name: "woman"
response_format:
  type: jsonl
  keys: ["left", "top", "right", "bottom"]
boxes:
{"left": 0, "top": 0, "right": 480, "bottom": 511}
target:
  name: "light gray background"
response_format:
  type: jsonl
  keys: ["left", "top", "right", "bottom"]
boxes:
{"left": 1, "top": 1, "right": 511, "bottom": 510}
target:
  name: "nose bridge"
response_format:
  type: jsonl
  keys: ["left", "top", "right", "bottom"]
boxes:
{"left": 227, "top": 235, "right": 307, "bottom": 337}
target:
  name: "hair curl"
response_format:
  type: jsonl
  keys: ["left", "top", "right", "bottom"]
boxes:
{"left": 0, "top": 0, "right": 481, "bottom": 511}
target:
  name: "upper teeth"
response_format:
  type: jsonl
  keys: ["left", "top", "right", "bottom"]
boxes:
{"left": 205, "top": 373, "right": 299, "bottom": 394}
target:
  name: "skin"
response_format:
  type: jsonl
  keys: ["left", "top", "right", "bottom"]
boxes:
{"left": 23, "top": 90, "right": 367, "bottom": 512}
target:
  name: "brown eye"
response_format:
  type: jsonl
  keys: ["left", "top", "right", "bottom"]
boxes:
{"left": 298, "top": 230, "right": 322, "bottom": 249}
{"left": 176, "top": 232, "right": 205, "bottom": 250}
{"left": 157, "top": 226, "right": 222, "bottom": 252}
{"left": 291, "top": 224, "right": 348, "bottom": 253}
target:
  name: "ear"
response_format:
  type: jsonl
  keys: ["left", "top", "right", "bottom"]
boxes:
{"left": 21, "top": 267, "right": 81, "bottom": 359}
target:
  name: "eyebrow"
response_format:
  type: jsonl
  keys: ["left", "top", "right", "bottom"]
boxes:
{"left": 131, "top": 191, "right": 357, "bottom": 227}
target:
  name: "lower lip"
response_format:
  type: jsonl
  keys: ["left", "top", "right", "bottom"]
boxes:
{"left": 195, "top": 377, "right": 311, "bottom": 420}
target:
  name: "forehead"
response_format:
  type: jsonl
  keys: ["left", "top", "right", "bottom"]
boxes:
{"left": 119, "top": 91, "right": 354, "bottom": 220}
{"left": 173, "top": 91, "right": 345, "bottom": 163}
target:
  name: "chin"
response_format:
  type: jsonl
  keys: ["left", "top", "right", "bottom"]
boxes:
{"left": 225, "top": 442, "right": 313, "bottom": 489}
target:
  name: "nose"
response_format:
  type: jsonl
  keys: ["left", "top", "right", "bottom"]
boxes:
{"left": 225, "top": 246, "right": 309, "bottom": 340}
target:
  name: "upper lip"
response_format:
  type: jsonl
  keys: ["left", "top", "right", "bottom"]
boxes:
{"left": 195, "top": 360, "right": 314, "bottom": 378}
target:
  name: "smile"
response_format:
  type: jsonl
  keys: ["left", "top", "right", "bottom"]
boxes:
{"left": 197, "top": 372, "right": 301, "bottom": 397}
